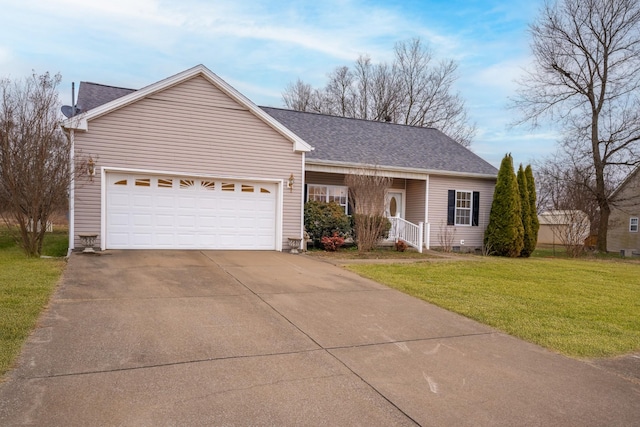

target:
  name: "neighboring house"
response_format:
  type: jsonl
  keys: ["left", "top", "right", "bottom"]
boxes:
{"left": 537, "top": 210, "right": 590, "bottom": 246}
{"left": 607, "top": 167, "right": 640, "bottom": 254}
{"left": 62, "top": 65, "right": 497, "bottom": 252}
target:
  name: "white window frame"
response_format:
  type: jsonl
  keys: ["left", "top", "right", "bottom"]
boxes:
{"left": 455, "top": 190, "right": 472, "bottom": 226}
{"left": 307, "top": 184, "right": 349, "bottom": 213}
{"left": 630, "top": 217, "right": 639, "bottom": 232}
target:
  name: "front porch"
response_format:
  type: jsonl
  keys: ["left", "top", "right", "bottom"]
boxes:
{"left": 387, "top": 216, "right": 429, "bottom": 253}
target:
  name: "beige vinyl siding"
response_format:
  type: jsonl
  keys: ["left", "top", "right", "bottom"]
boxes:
{"left": 405, "top": 179, "right": 426, "bottom": 225}
{"left": 390, "top": 178, "right": 406, "bottom": 190}
{"left": 305, "top": 172, "right": 406, "bottom": 190}
{"left": 73, "top": 75, "right": 303, "bottom": 249}
{"left": 607, "top": 171, "right": 640, "bottom": 252}
{"left": 305, "top": 172, "right": 345, "bottom": 186}
{"left": 608, "top": 212, "right": 640, "bottom": 252}
{"left": 428, "top": 175, "right": 496, "bottom": 249}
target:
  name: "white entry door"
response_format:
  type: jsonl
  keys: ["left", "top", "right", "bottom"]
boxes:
{"left": 386, "top": 191, "right": 405, "bottom": 218}
{"left": 105, "top": 173, "right": 278, "bottom": 250}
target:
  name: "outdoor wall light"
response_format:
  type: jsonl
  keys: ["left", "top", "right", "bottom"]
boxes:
{"left": 87, "top": 157, "right": 96, "bottom": 177}
{"left": 287, "top": 173, "right": 295, "bottom": 192}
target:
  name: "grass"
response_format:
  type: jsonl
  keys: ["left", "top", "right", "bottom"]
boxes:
{"left": 0, "top": 228, "right": 67, "bottom": 377}
{"left": 531, "top": 245, "right": 626, "bottom": 260}
{"left": 347, "top": 257, "right": 640, "bottom": 358}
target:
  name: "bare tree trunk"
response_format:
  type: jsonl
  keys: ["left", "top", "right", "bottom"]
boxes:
{"left": 345, "top": 170, "right": 392, "bottom": 252}
{"left": 513, "top": 0, "right": 640, "bottom": 253}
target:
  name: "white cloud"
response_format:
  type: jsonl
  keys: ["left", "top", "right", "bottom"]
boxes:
{"left": 471, "top": 57, "right": 531, "bottom": 95}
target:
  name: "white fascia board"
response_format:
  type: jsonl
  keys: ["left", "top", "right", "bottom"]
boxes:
{"left": 305, "top": 160, "right": 498, "bottom": 180}
{"left": 60, "top": 65, "right": 313, "bottom": 153}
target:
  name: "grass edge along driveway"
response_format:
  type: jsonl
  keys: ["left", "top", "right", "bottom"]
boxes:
{"left": 0, "top": 231, "right": 66, "bottom": 378}
{"left": 347, "top": 257, "right": 640, "bottom": 359}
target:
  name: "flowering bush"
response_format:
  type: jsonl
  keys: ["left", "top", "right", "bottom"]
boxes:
{"left": 395, "top": 240, "right": 408, "bottom": 252}
{"left": 321, "top": 233, "right": 345, "bottom": 251}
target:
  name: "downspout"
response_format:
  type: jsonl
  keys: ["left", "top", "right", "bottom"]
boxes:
{"left": 67, "top": 82, "right": 76, "bottom": 257}
{"left": 67, "top": 128, "right": 75, "bottom": 257}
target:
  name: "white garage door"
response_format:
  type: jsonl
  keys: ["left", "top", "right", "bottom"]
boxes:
{"left": 106, "top": 173, "right": 277, "bottom": 249}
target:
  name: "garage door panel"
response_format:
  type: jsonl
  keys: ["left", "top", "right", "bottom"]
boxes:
{"left": 106, "top": 173, "right": 278, "bottom": 250}
{"left": 155, "top": 233, "right": 175, "bottom": 245}
{"left": 156, "top": 214, "right": 175, "bottom": 227}
{"left": 109, "top": 213, "right": 130, "bottom": 227}
{"left": 178, "top": 198, "right": 197, "bottom": 210}
{"left": 132, "top": 214, "right": 152, "bottom": 226}
{"left": 108, "top": 232, "right": 130, "bottom": 246}
{"left": 199, "top": 198, "right": 218, "bottom": 209}
{"left": 155, "top": 196, "right": 174, "bottom": 208}
{"left": 132, "top": 233, "right": 153, "bottom": 246}
{"left": 109, "top": 193, "right": 130, "bottom": 207}
{"left": 132, "top": 195, "right": 153, "bottom": 207}
{"left": 198, "top": 215, "right": 217, "bottom": 228}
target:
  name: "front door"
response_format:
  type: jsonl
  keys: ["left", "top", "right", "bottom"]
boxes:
{"left": 386, "top": 191, "right": 404, "bottom": 218}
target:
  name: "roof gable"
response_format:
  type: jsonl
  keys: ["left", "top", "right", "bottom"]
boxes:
{"left": 611, "top": 165, "right": 640, "bottom": 200}
{"left": 62, "top": 65, "right": 311, "bottom": 153}
{"left": 261, "top": 107, "right": 498, "bottom": 177}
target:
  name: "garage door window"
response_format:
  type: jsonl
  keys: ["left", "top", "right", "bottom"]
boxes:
{"left": 180, "top": 179, "right": 195, "bottom": 189}
{"left": 158, "top": 178, "right": 173, "bottom": 188}
{"left": 201, "top": 180, "right": 215, "bottom": 190}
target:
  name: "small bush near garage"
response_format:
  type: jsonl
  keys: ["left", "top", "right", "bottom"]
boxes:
{"left": 304, "top": 201, "right": 351, "bottom": 247}
{"left": 321, "top": 233, "right": 345, "bottom": 251}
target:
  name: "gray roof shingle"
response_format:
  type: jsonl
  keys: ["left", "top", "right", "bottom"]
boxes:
{"left": 76, "top": 82, "right": 135, "bottom": 113}
{"left": 261, "top": 107, "right": 498, "bottom": 176}
{"left": 75, "top": 81, "right": 497, "bottom": 177}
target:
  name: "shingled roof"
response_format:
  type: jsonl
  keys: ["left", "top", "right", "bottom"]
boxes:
{"left": 76, "top": 82, "right": 135, "bottom": 113}
{"left": 261, "top": 107, "right": 497, "bottom": 177}
{"left": 74, "top": 82, "right": 497, "bottom": 177}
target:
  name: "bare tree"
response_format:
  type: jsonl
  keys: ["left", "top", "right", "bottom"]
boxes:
{"left": 437, "top": 220, "right": 456, "bottom": 252}
{"left": 513, "top": 0, "right": 640, "bottom": 252}
{"left": 344, "top": 170, "right": 392, "bottom": 252}
{"left": 0, "top": 72, "right": 70, "bottom": 256}
{"left": 283, "top": 38, "right": 476, "bottom": 147}
{"left": 534, "top": 154, "right": 602, "bottom": 237}
{"left": 282, "top": 79, "right": 315, "bottom": 112}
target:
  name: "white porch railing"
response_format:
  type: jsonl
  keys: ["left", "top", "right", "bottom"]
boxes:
{"left": 388, "top": 216, "right": 423, "bottom": 253}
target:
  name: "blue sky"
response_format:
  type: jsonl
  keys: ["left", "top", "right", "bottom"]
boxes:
{"left": 1, "top": 0, "right": 557, "bottom": 167}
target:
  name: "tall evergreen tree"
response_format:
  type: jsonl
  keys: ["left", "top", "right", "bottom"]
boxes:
{"left": 485, "top": 154, "right": 524, "bottom": 257}
{"left": 525, "top": 165, "right": 539, "bottom": 249}
{"left": 518, "top": 165, "right": 534, "bottom": 257}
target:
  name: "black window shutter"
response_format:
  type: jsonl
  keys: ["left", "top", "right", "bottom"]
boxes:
{"left": 472, "top": 191, "right": 480, "bottom": 226}
{"left": 447, "top": 190, "right": 455, "bottom": 225}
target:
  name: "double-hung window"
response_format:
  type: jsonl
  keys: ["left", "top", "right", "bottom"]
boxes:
{"left": 455, "top": 191, "right": 472, "bottom": 225}
{"left": 447, "top": 189, "right": 479, "bottom": 226}
{"left": 307, "top": 184, "right": 349, "bottom": 213}
{"left": 630, "top": 217, "right": 639, "bottom": 232}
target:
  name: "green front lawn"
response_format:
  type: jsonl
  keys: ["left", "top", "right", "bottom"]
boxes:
{"left": 0, "top": 229, "right": 67, "bottom": 377}
{"left": 347, "top": 257, "right": 640, "bottom": 358}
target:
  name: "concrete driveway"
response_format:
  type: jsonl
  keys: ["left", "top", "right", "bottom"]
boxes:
{"left": 0, "top": 250, "right": 638, "bottom": 426}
